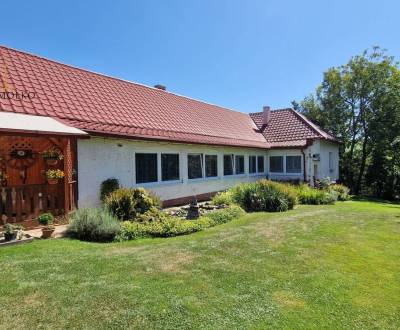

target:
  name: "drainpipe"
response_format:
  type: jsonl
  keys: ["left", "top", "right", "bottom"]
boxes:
{"left": 301, "top": 148, "right": 307, "bottom": 183}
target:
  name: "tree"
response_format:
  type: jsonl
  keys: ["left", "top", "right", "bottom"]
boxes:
{"left": 293, "top": 47, "right": 400, "bottom": 198}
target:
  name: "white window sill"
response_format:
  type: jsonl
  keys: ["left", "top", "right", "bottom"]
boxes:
{"left": 135, "top": 179, "right": 183, "bottom": 188}
{"left": 270, "top": 172, "right": 302, "bottom": 176}
{"left": 188, "top": 176, "right": 221, "bottom": 183}
{"left": 223, "top": 174, "right": 247, "bottom": 179}
{"left": 249, "top": 173, "right": 266, "bottom": 177}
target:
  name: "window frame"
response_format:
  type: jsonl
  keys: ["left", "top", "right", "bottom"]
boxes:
{"left": 257, "top": 155, "right": 265, "bottom": 173}
{"left": 205, "top": 154, "right": 218, "bottom": 178}
{"left": 223, "top": 154, "right": 234, "bottom": 176}
{"left": 187, "top": 153, "right": 204, "bottom": 180}
{"left": 329, "top": 152, "right": 334, "bottom": 172}
{"left": 285, "top": 155, "right": 302, "bottom": 174}
{"left": 161, "top": 153, "right": 180, "bottom": 182}
{"left": 269, "top": 155, "right": 284, "bottom": 173}
{"left": 235, "top": 155, "right": 245, "bottom": 175}
{"left": 135, "top": 152, "right": 158, "bottom": 184}
{"left": 249, "top": 155, "right": 257, "bottom": 174}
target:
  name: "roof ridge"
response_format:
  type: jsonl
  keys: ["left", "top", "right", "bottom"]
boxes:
{"left": 0, "top": 44, "right": 248, "bottom": 117}
{"left": 249, "top": 108, "right": 293, "bottom": 116}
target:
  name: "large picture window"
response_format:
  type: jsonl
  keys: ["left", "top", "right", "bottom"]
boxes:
{"left": 270, "top": 156, "right": 283, "bottom": 173}
{"left": 286, "top": 155, "right": 302, "bottom": 173}
{"left": 136, "top": 153, "right": 158, "bottom": 183}
{"left": 224, "top": 154, "right": 234, "bottom": 176}
{"left": 235, "top": 155, "right": 245, "bottom": 174}
{"left": 161, "top": 153, "right": 180, "bottom": 181}
{"left": 249, "top": 156, "right": 257, "bottom": 173}
{"left": 257, "top": 156, "right": 264, "bottom": 173}
{"left": 205, "top": 155, "right": 218, "bottom": 177}
{"left": 188, "top": 154, "right": 203, "bottom": 179}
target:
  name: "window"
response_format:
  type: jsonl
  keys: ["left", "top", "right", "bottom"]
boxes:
{"left": 249, "top": 156, "right": 257, "bottom": 173}
{"left": 257, "top": 156, "right": 264, "bottom": 173}
{"left": 188, "top": 154, "right": 203, "bottom": 179}
{"left": 329, "top": 152, "right": 334, "bottom": 171}
{"left": 205, "top": 155, "right": 218, "bottom": 177}
{"left": 136, "top": 153, "right": 157, "bottom": 183}
{"left": 270, "top": 156, "right": 283, "bottom": 173}
{"left": 235, "top": 155, "right": 245, "bottom": 174}
{"left": 286, "top": 155, "right": 302, "bottom": 173}
{"left": 224, "top": 154, "right": 234, "bottom": 176}
{"left": 161, "top": 154, "right": 180, "bottom": 181}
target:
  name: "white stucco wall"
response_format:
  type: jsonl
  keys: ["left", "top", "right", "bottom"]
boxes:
{"left": 266, "top": 141, "right": 339, "bottom": 184}
{"left": 77, "top": 136, "right": 340, "bottom": 207}
{"left": 77, "top": 137, "right": 269, "bottom": 207}
{"left": 304, "top": 139, "right": 340, "bottom": 183}
{"left": 317, "top": 140, "right": 340, "bottom": 181}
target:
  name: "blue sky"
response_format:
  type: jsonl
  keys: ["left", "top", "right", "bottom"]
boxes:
{"left": 1, "top": 0, "right": 398, "bottom": 113}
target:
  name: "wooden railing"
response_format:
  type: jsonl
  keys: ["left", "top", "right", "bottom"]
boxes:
{"left": 0, "top": 184, "right": 65, "bottom": 224}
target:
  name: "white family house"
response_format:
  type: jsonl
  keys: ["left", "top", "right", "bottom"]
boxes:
{"left": 0, "top": 45, "right": 339, "bottom": 221}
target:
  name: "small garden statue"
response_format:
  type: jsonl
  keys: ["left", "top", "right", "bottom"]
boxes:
{"left": 186, "top": 197, "right": 200, "bottom": 220}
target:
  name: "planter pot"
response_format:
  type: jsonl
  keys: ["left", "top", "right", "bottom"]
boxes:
{"left": 41, "top": 227, "right": 55, "bottom": 239}
{"left": 4, "top": 231, "right": 18, "bottom": 241}
{"left": 45, "top": 158, "right": 59, "bottom": 166}
{"left": 47, "top": 178, "right": 59, "bottom": 185}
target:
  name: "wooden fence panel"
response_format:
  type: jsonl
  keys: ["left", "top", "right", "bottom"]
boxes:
{"left": 0, "top": 183, "right": 65, "bottom": 224}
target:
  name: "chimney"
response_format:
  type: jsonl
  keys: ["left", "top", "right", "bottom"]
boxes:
{"left": 154, "top": 84, "right": 166, "bottom": 91}
{"left": 262, "top": 106, "right": 271, "bottom": 125}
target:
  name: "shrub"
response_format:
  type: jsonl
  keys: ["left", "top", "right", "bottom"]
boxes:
{"left": 67, "top": 208, "right": 120, "bottom": 242}
{"left": 329, "top": 184, "right": 350, "bottom": 201}
{"left": 296, "top": 184, "right": 337, "bottom": 205}
{"left": 116, "top": 205, "right": 244, "bottom": 241}
{"left": 104, "top": 188, "right": 161, "bottom": 221}
{"left": 205, "top": 205, "right": 245, "bottom": 225}
{"left": 117, "top": 217, "right": 202, "bottom": 240}
{"left": 212, "top": 190, "right": 234, "bottom": 206}
{"left": 100, "top": 178, "right": 120, "bottom": 202}
{"left": 135, "top": 207, "right": 173, "bottom": 223}
{"left": 231, "top": 180, "right": 297, "bottom": 212}
{"left": 38, "top": 213, "right": 54, "bottom": 226}
{"left": 316, "top": 177, "right": 331, "bottom": 190}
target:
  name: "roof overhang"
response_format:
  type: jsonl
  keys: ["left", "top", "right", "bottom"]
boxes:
{"left": 0, "top": 112, "right": 89, "bottom": 137}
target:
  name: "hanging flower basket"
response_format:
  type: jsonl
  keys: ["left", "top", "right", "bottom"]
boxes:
{"left": 46, "top": 169, "right": 65, "bottom": 185}
{"left": 46, "top": 158, "right": 59, "bottom": 166}
{"left": 42, "top": 149, "right": 63, "bottom": 166}
{"left": 47, "top": 178, "right": 59, "bottom": 185}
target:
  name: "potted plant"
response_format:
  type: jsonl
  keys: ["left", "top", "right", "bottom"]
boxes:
{"left": 38, "top": 213, "right": 55, "bottom": 239}
{"left": 42, "top": 149, "right": 63, "bottom": 166}
{"left": 46, "top": 169, "right": 65, "bottom": 185}
{"left": 3, "top": 223, "right": 23, "bottom": 241}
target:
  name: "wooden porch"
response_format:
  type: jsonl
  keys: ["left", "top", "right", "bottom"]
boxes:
{"left": 0, "top": 135, "right": 77, "bottom": 227}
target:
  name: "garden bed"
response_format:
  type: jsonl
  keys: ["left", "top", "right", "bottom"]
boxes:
{"left": 0, "top": 234, "right": 34, "bottom": 248}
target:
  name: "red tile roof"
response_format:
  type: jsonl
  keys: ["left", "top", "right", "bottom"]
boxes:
{"left": 249, "top": 108, "right": 338, "bottom": 148}
{"left": 0, "top": 45, "right": 338, "bottom": 149}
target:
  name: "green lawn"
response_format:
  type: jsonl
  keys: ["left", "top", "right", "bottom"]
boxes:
{"left": 1, "top": 200, "right": 399, "bottom": 329}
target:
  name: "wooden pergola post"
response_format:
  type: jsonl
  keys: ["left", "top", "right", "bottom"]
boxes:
{"left": 63, "top": 137, "right": 74, "bottom": 214}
